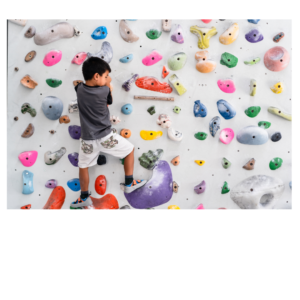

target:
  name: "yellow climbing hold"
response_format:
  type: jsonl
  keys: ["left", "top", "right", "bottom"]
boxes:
{"left": 168, "top": 205, "right": 180, "bottom": 209}
{"left": 270, "top": 82, "right": 284, "bottom": 94}
{"left": 190, "top": 25, "right": 217, "bottom": 49}
{"left": 140, "top": 130, "right": 163, "bottom": 140}
{"left": 219, "top": 23, "right": 239, "bottom": 45}
{"left": 195, "top": 160, "right": 205, "bottom": 166}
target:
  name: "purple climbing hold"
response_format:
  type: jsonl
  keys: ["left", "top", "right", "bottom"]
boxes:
{"left": 122, "top": 74, "right": 139, "bottom": 92}
{"left": 194, "top": 180, "right": 206, "bottom": 194}
{"left": 68, "top": 125, "right": 81, "bottom": 139}
{"left": 45, "top": 179, "right": 57, "bottom": 189}
{"left": 68, "top": 152, "right": 79, "bottom": 167}
{"left": 171, "top": 24, "right": 184, "bottom": 44}
{"left": 245, "top": 29, "right": 264, "bottom": 43}
{"left": 124, "top": 160, "right": 173, "bottom": 209}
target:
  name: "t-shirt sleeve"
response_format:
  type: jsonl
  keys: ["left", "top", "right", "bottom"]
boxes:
{"left": 107, "top": 90, "right": 113, "bottom": 105}
{"left": 74, "top": 84, "right": 79, "bottom": 92}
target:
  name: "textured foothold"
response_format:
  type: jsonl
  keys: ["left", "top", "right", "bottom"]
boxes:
{"left": 258, "top": 121, "right": 271, "bottom": 129}
{"left": 195, "top": 160, "right": 205, "bottom": 166}
{"left": 269, "top": 157, "right": 283, "bottom": 170}
{"left": 97, "top": 155, "right": 107, "bottom": 165}
{"left": 167, "top": 127, "right": 183, "bottom": 142}
{"left": 243, "top": 158, "right": 255, "bottom": 170}
{"left": 119, "top": 20, "right": 139, "bottom": 43}
{"left": 245, "top": 106, "right": 261, "bottom": 118}
{"left": 217, "top": 99, "right": 236, "bottom": 120}
{"left": 110, "top": 115, "right": 121, "bottom": 125}
{"left": 162, "top": 66, "right": 169, "bottom": 78}
{"left": 168, "top": 74, "right": 187, "bottom": 96}
{"left": 244, "top": 57, "right": 260, "bottom": 66}
{"left": 217, "top": 79, "right": 236, "bottom": 93}
{"left": 95, "top": 175, "right": 107, "bottom": 195}
{"left": 120, "top": 129, "right": 131, "bottom": 138}
{"left": 220, "top": 52, "right": 238, "bottom": 68}
{"left": 42, "top": 96, "right": 63, "bottom": 120}
{"left": 147, "top": 106, "right": 156, "bottom": 115}
{"left": 195, "top": 50, "right": 216, "bottom": 73}
{"left": 43, "top": 50, "right": 62, "bottom": 67}
{"left": 46, "top": 78, "right": 62, "bottom": 88}
{"left": 268, "top": 106, "right": 291, "bottom": 121}
{"left": 87, "top": 41, "right": 113, "bottom": 63}
{"left": 146, "top": 28, "right": 162, "bottom": 40}
{"left": 194, "top": 180, "right": 206, "bottom": 194}
{"left": 168, "top": 52, "right": 187, "bottom": 71}
{"left": 21, "top": 103, "right": 36, "bottom": 117}
{"left": 271, "top": 132, "right": 282, "bottom": 142}
{"left": 190, "top": 25, "right": 217, "bottom": 49}
{"left": 44, "top": 147, "right": 66, "bottom": 165}
{"left": 270, "top": 82, "right": 283, "bottom": 94}
{"left": 45, "top": 179, "right": 58, "bottom": 189}
{"left": 43, "top": 186, "right": 66, "bottom": 209}
{"left": 135, "top": 76, "right": 173, "bottom": 94}
{"left": 142, "top": 50, "right": 162, "bottom": 66}
{"left": 122, "top": 74, "right": 139, "bottom": 92}
{"left": 91, "top": 26, "right": 108, "bottom": 40}
{"left": 59, "top": 115, "right": 70, "bottom": 124}
{"left": 264, "top": 46, "right": 290, "bottom": 72}
{"left": 140, "top": 130, "right": 163, "bottom": 141}
{"left": 20, "top": 75, "right": 38, "bottom": 89}
{"left": 156, "top": 114, "right": 172, "bottom": 128}
{"left": 219, "top": 128, "right": 234, "bottom": 144}
{"left": 9, "top": 19, "right": 27, "bottom": 26}
{"left": 170, "top": 24, "right": 184, "bottom": 44}
{"left": 73, "top": 80, "right": 83, "bottom": 87}
{"left": 209, "top": 116, "right": 221, "bottom": 137}
{"left": 237, "top": 126, "right": 268, "bottom": 145}
{"left": 24, "top": 50, "right": 36, "bottom": 63}
{"left": 120, "top": 205, "right": 131, "bottom": 209}
{"left": 162, "top": 19, "right": 172, "bottom": 32}
{"left": 247, "top": 19, "right": 260, "bottom": 24}
{"left": 194, "top": 100, "right": 207, "bottom": 118}
{"left": 273, "top": 32, "right": 284, "bottom": 43}
{"left": 173, "top": 181, "right": 179, "bottom": 193}
{"left": 18, "top": 151, "right": 38, "bottom": 167}
{"left": 171, "top": 156, "right": 180, "bottom": 166}
{"left": 139, "top": 149, "right": 164, "bottom": 170}
{"left": 245, "top": 29, "right": 264, "bottom": 43}
{"left": 219, "top": 23, "right": 239, "bottom": 45}
{"left": 68, "top": 99, "right": 78, "bottom": 113}
{"left": 221, "top": 181, "right": 230, "bottom": 194}
{"left": 72, "top": 52, "right": 87, "bottom": 65}
{"left": 67, "top": 178, "right": 81, "bottom": 191}
{"left": 119, "top": 53, "right": 133, "bottom": 63}
{"left": 21, "top": 205, "right": 31, "bottom": 209}
{"left": 250, "top": 79, "right": 257, "bottom": 96}
{"left": 222, "top": 158, "right": 231, "bottom": 169}
{"left": 25, "top": 26, "right": 36, "bottom": 38}
{"left": 168, "top": 205, "right": 180, "bottom": 209}
{"left": 68, "top": 125, "right": 81, "bottom": 140}
{"left": 22, "top": 170, "right": 34, "bottom": 195}
{"left": 194, "top": 132, "right": 207, "bottom": 141}
{"left": 173, "top": 106, "right": 181, "bottom": 114}
{"left": 68, "top": 152, "right": 79, "bottom": 167}
{"left": 121, "top": 103, "right": 133, "bottom": 115}
{"left": 21, "top": 123, "right": 35, "bottom": 138}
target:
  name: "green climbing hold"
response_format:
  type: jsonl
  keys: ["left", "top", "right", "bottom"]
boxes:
{"left": 139, "top": 149, "right": 164, "bottom": 170}
{"left": 258, "top": 121, "right": 271, "bottom": 129}
{"left": 46, "top": 78, "right": 62, "bottom": 88}
{"left": 244, "top": 57, "right": 261, "bottom": 66}
{"left": 173, "top": 106, "right": 181, "bottom": 114}
{"left": 222, "top": 158, "right": 231, "bottom": 169}
{"left": 221, "top": 181, "right": 230, "bottom": 194}
{"left": 194, "top": 132, "right": 207, "bottom": 140}
{"left": 120, "top": 158, "right": 125, "bottom": 165}
{"left": 167, "top": 52, "right": 187, "bottom": 71}
{"left": 147, "top": 106, "right": 156, "bottom": 115}
{"left": 21, "top": 103, "right": 36, "bottom": 117}
{"left": 220, "top": 52, "right": 238, "bottom": 68}
{"left": 146, "top": 29, "right": 162, "bottom": 40}
{"left": 245, "top": 106, "right": 261, "bottom": 118}
{"left": 269, "top": 157, "right": 283, "bottom": 170}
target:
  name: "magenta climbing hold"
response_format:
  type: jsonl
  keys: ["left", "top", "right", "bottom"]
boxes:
{"left": 43, "top": 50, "right": 62, "bottom": 67}
{"left": 264, "top": 46, "right": 290, "bottom": 72}
{"left": 194, "top": 180, "right": 206, "bottom": 194}
{"left": 201, "top": 19, "right": 212, "bottom": 24}
{"left": 171, "top": 24, "right": 184, "bottom": 44}
{"left": 219, "top": 128, "right": 234, "bottom": 144}
{"left": 18, "top": 151, "right": 38, "bottom": 167}
{"left": 45, "top": 179, "right": 58, "bottom": 189}
{"left": 217, "top": 79, "right": 236, "bottom": 93}
{"left": 142, "top": 50, "right": 163, "bottom": 66}
{"left": 196, "top": 204, "right": 205, "bottom": 209}
{"left": 71, "top": 52, "right": 87, "bottom": 65}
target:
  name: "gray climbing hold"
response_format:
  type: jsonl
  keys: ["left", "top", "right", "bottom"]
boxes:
{"left": 42, "top": 96, "right": 63, "bottom": 120}
{"left": 87, "top": 41, "right": 113, "bottom": 63}
{"left": 44, "top": 147, "right": 66, "bottom": 165}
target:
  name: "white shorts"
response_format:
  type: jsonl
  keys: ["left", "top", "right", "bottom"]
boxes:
{"left": 78, "top": 129, "right": 134, "bottom": 168}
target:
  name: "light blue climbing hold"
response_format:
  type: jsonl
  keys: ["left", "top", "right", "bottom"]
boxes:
{"left": 289, "top": 181, "right": 292, "bottom": 189}
{"left": 247, "top": 19, "right": 260, "bottom": 24}
{"left": 42, "top": 96, "right": 63, "bottom": 120}
{"left": 67, "top": 178, "right": 81, "bottom": 192}
{"left": 194, "top": 100, "right": 207, "bottom": 118}
{"left": 126, "top": 19, "right": 137, "bottom": 21}
{"left": 209, "top": 116, "right": 221, "bottom": 137}
{"left": 121, "top": 103, "right": 133, "bottom": 115}
{"left": 217, "top": 99, "right": 236, "bottom": 120}
{"left": 236, "top": 126, "right": 268, "bottom": 145}
{"left": 91, "top": 26, "right": 108, "bottom": 40}
{"left": 22, "top": 170, "right": 34, "bottom": 195}
{"left": 119, "top": 54, "right": 133, "bottom": 63}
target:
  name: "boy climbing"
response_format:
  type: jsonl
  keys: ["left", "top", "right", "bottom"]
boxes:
{"left": 71, "top": 57, "right": 147, "bottom": 208}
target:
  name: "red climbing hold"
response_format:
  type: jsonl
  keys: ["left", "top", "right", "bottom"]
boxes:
{"left": 95, "top": 175, "right": 107, "bottom": 195}
{"left": 88, "top": 194, "right": 119, "bottom": 209}
{"left": 21, "top": 204, "right": 31, "bottom": 209}
{"left": 162, "top": 65, "right": 170, "bottom": 79}
{"left": 43, "top": 186, "right": 66, "bottom": 209}
{"left": 135, "top": 76, "right": 173, "bottom": 94}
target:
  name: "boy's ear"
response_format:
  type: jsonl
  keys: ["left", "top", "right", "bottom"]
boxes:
{"left": 93, "top": 73, "right": 99, "bottom": 80}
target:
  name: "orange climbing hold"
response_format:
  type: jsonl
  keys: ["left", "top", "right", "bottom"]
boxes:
{"left": 162, "top": 66, "right": 169, "bottom": 78}
{"left": 43, "top": 186, "right": 66, "bottom": 209}
{"left": 21, "top": 204, "right": 31, "bottom": 209}
{"left": 95, "top": 175, "right": 107, "bottom": 195}
{"left": 88, "top": 194, "right": 119, "bottom": 209}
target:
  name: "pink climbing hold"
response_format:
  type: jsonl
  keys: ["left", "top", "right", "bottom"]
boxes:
{"left": 43, "top": 50, "right": 62, "bottom": 67}
{"left": 72, "top": 52, "right": 87, "bottom": 65}
{"left": 219, "top": 128, "right": 234, "bottom": 144}
{"left": 18, "top": 151, "right": 38, "bottom": 167}
{"left": 196, "top": 204, "right": 205, "bottom": 209}
{"left": 142, "top": 50, "right": 163, "bottom": 66}
{"left": 264, "top": 46, "right": 290, "bottom": 72}
{"left": 201, "top": 19, "right": 212, "bottom": 23}
{"left": 217, "top": 79, "right": 236, "bottom": 93}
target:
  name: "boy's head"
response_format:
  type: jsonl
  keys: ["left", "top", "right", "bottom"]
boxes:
{"left": 82, "top": 57, "right": 111, "bottom": 86}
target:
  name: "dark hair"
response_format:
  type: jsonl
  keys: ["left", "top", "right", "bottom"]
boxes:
{"left": 82, "top": 57, "right": 111, "bottom": 81}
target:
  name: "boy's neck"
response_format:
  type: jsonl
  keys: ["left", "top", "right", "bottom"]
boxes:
{"left": 85, "top": 80, "right": 104, "bottom": 87}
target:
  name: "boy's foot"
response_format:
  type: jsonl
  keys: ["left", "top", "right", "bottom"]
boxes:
{"left": 120, "top": 179, "right": 147, "bottom": 193}
{"left": 70, "top": 193, "right": 93, "bottom": 208}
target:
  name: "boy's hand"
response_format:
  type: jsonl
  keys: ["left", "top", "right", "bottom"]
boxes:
{"left": 106, "top": 76, "right": 112, "bottom": 90}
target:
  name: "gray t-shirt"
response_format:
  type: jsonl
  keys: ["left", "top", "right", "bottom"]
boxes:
{"left": 75, "top": 82, "right": 112, "bottom": 140}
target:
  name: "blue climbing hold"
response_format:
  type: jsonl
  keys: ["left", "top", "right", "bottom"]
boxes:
{"left": 209, "top": 116, "right": 221, "bottom": 137}
{"left": 119, "top": 54, "right": 133, "bottom": 63}
{"left": 247, "top": 19, "right": 260, "bottom": 24}
{"left": 217, "top": 99, "right": 236, "bottom": 120}
{"left": 22, "top": 170, "right": 34, "bottom": 195}
{"left": 67, "top": 178, "right": 81, "bottom": 192}
{"left": 42, "top": 96, "right": 63, "bottom": 120}
{"left": 236, "top": 126, "right": 268, "bottom": 145}
{"left": 289, "top": 181, "right": 292, "bottom": 189}
{"left": 121, "top": 103, "right": 133, "bottom": 115}
{"left": 91, "top": 26, "right": 108, "bottom": 40}
{"left": 193, "top": 100, "right": 207, "bottom": 118}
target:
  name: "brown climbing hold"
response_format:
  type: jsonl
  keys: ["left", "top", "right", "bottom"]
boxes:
{"left": 24, "top": 26, "right": 36, "bottom": 38}
{"left": 73, "top": 80, "right": 83, "bottom": 86}
{"left": 171, "top": 155, "right": 180, "bottom": 166}
{"left": 120, "top": 129, "right": 131, "bottom": 138}
{"left": 20, "top": 75, "right": 38, "bottom": 89}
{"left": 21, "top": 123, "right": 35, "bottom": 138}
{"left": 59, "top": 115, "right": 70, "bottom": 124}
{"left": 173, "top": 181, "right": 179, "bottom": 193}
{"left": 49, "top": 130, "right": 56, "bottom": 134}
{"left": 15, "top": 67, "right": 19, "bottom": 71}
{"left": 14, "top": 116, "right": 18, "bottom": 121}
{"left": 25, "top": 51, "right": 36, "bottom": 62}
{"left": 243, "top": 158, "right": 255, "bottom": 170}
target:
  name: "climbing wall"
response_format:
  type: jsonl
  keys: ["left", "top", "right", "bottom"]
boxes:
{"left": 7, "top": 19, "right": 292, "bottom": 209}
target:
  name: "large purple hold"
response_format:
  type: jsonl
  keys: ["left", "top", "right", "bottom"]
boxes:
{"left": 68, "top": 152, "right": 79, "bottom": 167}
{"left": 122, "top": 74, "right": 139, "bottom": 92}
{"left": 124, "top": 160, "right": 173, "bottom": 209}
{"left": 171, "top": 24, "right": 184, "bottom": 44}
{"left": 68, "top": 125, "right": 81, "bottom": 139}
{"left": 194, "top": 180, "right": 206, "bottom": 194}
{"left": 245, "top": 29, "right": 264, "bottom": 43}
{"left": 45, "top": 179, "right": 57, "bottom": 189}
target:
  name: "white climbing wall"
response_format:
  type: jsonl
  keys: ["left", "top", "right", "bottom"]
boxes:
{"left": 7, "top": 19, "right": 292, "bottom": 209}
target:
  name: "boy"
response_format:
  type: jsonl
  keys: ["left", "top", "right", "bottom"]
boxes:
{"left": 71, "top": 57, "right": 147, "bottom": 208}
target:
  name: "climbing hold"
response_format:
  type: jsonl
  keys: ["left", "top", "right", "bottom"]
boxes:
{"left": 120, "top": 205, "right": 131, "bottom": 209}
{"left": 173, "top": 181, "right": 179, "bottom": 193}
{"left": 195, "top": 50, "right": 216, "bottom": 73}
{"left": 290, "top": 182, "right": 292, "bottom": 190}
{"left": 162, "top": 19, "right": 172, "bottom": 31}
{"left": 124, "top": 160, "right": 173, "bottom": 209}
{"left": 170, "top": 24, "right": 184, "bottom": 44}
{"left": 72, "top": 194, "right": 119, "bottom": 210}
{"left": 21, "top": 205, "right": 31, "bottom": 209}
{"left": 190, "top": 25, "right": 217, "bottom": 49}
{"left": 168, "top": 74, "right": 187, "bottom": 95}
{"left": 139, "top": 149, "right": 164, "bottom": 170}
{"left": 95, "top": 175, "right": 107, "bottom": 195}
{"left": 216, "top": 99, "right": 236, "bottom": 120}
{"left": 162, "top": 66, "right": 169, "bottom": 78}
{"left": 119, "top": 54, "right": 133, "bottom": 63}
{"left": 194, "top": 132, "right": 207, "bottom": 141}
{"left": 273, "top": 32, "right": 284, "bottom": 43}
{"left": 243, "top": 158, "right": 255, "bottom": 170}
{"left": 119, "top": 20, "right": 139, "bottom": 43}
{"left": 68, "top": 125, "right": 81, "bottom": 140}
{"left": 236, "top": 126, "right": 268, "bottom": 145}
{"left": 268, "top": 106, "right": 291, "bottom": 121}
{"left": 168, "top": 205, "right": 180, "bottom": 209}
{"left": 45, "top": 179, "right": 58, "bottom": 189}
{"left": 140, "top": 130, "right": 163, "bottom": 141}
{"left": 142, "top": 50, "right": 162, "bottom": 66}
{"left": 209, "top": 116, "right": 221, "bottom": 137}
{"left": 67, "top": 178, "right": 81, "bottom": 192}
{"left": 14, "top": 117, "right": 18, "bottom": 121}
{"left": 9, "top": 19, "right": 27, "bottom": 26}
{"left": 194, "top": 180, "right": 206, "bottom": 194}
{"left": 156, "top": 114, "right": 172, "bottom": 128}
{"left": 15, "top": 67, "right": 19, "bottom": 71}
{"left": 219, "top": 23, "right": 239, "bottom": 45}
{"left": 194, "top": 100, "right": 207, "bottom": 118}
{"left": 217, "top": 79, "right": 236, "bottom": 93}
{"left": 43, "top": 50, "right": 62, "bottom": 67}
{"left": 44, "top": 147, "right": 66, "bottom": 165}
{"left": 219, "top": 128, "right": 234, "bottom": 145}
{"left": 121, "top": 103, "right": 133, "bottom": 115}
{"left": 43, "top": 186, "right": 66, "bottom": 209}
{"left": 220, "top": 52, "right": 238, "bottom": 68}
{"left": 120, "top": 129, "right": 131, "bottom": 138}
{"left": 147, "top": 106, "right": 156, "bottom": 115}
{"left": 73, "top": 80, "right": 83, "bottom": 87}
{"left": 146, "top": 28, "right": 162, "bottom": 40}
{"left": 195, "top": 160, "right": 205, "bottom": 166}
{"left": 167, "top": 127, "right": 183, "bottom": 142}
{"left": 247, "top": 19, "right": 260, "bottom": 24}
{"left": 222, "top": 157, "right": 231, "bottom": 169}
{"left": 68, "top": 152, "right": 79, "bottom": 167}
{"left": 168, "top": 52, "right": 187, "bottom": 71}
{"left": 97, "top": 155, "right": 107, "bottom": 165}
{"left": 264, "top": 46, "right": 290, "bottom": 72}
{"left": 135, "top": 76, "right": 173, "bottom": 94}
{"left": 250, "top": 79, "right": 257, "bottom": 96}
{"left": 22, "top": 170, "right": 34, "bottom": 195}
{"left": 18, "top": 151, "right": 38, "bottom": 167}
{"left": 269, "top": 157, "right": 283, "bottom": 170}
{"left": 122, "top": 74, "right": 139, "bottom": 92}
{"left": 91, "top": 26, "right": 108, "bottom": 40}
{"left": 196, "top": 204, "right": 205, "bottom": 209}
{"left": 21, "top": 123, "right": 35, "bottom": 138}
{"left": 173, "top": 106, "right": 181, "bottom": 114}
{"left": 258, "top": 121, "right": 271, "bottom": 129}
{"left": 49, "top": 130, "right": 56, "bottom": 135}
{"left": 270, "top": 82, "right": 283, "bottom": 94}
{"left": 245, "top": 106, "right": 261, "bottom": 118}
{"left": 171, "top": 156, "right": 180, "bottom": 166}
{"left": 25, "top": 50, "right": 36, "bottom": 62}
{"left": 24, "top": 26, "right": 36, "bottom": 38}
{"left": 221, "top": 181, "right": 230, "bottom": 194}
{"left": 72, "top": 52, "right": 87, "bottom": 65}
{"left": 110, "top": 115, "right": 121, "bottom": 125}
{"left": 46, "top": 78, "right": 62, "bottom": 88}
{"left": 245, "top": 29, "right": 264, "bottom": 43}
{"left": 244, "top": 57, "right": 260, "bottom": 66}
{"left": 271, "top": 132, "right": 282, "bottom": 142}
{"left": 59, "top": 115, "right": 70, "bottom": 124}
{"left": 20, "top": 75, "right": 38, "bottom": 89}
{"left": 201, "top": 19, "right": 212, "bottom": 24}
{"left": 87, "top": 41, "right": 113, "bottom": 63}
{"left": 42, "top": 96, "right": 63, "bottom": 120}
{"left": 21, "top": 103, "right": 36, "bottom": 117}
